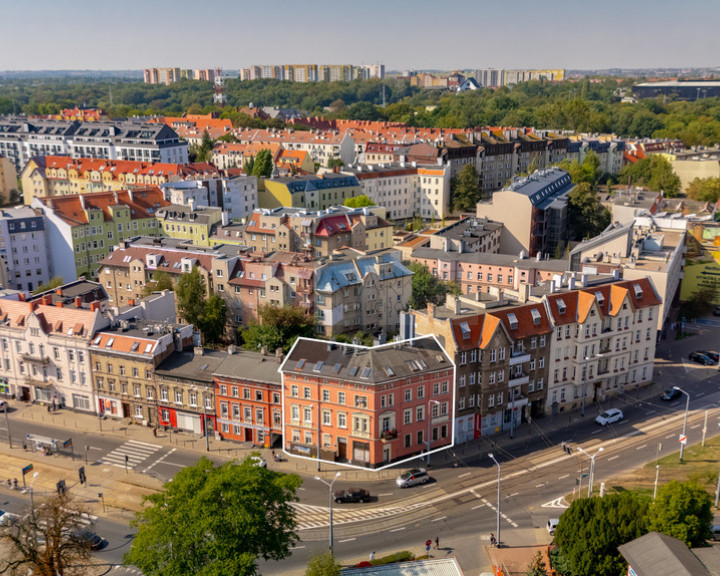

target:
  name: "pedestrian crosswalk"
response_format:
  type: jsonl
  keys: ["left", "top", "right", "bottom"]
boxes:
{"left": 292, "top": 500, "right": 429, "bottom": 530}
{"left": 98, "top": 440, "right": 163, "bottom": 470}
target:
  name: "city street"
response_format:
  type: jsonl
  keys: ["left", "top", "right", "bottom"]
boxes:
{"left": 1, "top": 318, "right": 720, "bottom": 574}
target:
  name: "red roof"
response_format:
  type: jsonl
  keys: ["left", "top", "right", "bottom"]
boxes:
{"left": 315, "top": 215, "right": 351, "bottom": 237}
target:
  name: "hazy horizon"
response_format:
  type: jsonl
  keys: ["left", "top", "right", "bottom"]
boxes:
{"left": 2, "top": 0, "right": 719, "bottom": 71}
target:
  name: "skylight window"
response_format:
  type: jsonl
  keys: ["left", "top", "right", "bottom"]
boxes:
{"left": 313, "top": 361, "right": 325, "bottom": 373}
{"left": 349, "top": 366, "right": 359, "bottom": 377}
{"left": 92, "top": 335, "right": 101, "bottom": 346}
{"left": 144, "top": 343, "right": 153, "bottom": 353}
{"left": 531, "top": 309, "right": 541, "bottom": 326}
{"left": 633, "top": 284, "right": 643, "bottom": 298}
{"left": 360, "top": 367, "right": 372, "bottom": 379}
{"left": 557, "top": 298, "right": 567, "bottom": 314}
{"left": 105, "top": 337, "right": 115, "bottom": 348}
{"left": 131, "top": 342, "right": 139, "bottom": 351}
{"left": 508, "top": 313, "right": 518, "bottom": 330}
{"left": 296, "top": 359, "right": 306, "bottom": 370}
{"left": 460, "top": 322, "right": 471, "bottom": 339}
{"left": 383, "top": 366, "right": 395, "bottom": 377}
{"left": 333, "top": 363, "right": 342, "bottom": 374}
{"left": 595, "top": 292, "right": 605, "bottom": 305}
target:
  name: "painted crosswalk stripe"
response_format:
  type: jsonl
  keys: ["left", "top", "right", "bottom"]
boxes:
{"left": 99, "top": 440, "right": 163, "bottom": 469}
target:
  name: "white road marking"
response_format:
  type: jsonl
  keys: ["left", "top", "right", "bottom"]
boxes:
{"left": 608, "top": 455, "right": 620, "bottom": 461}
{"left": 646, "top": 410, "right": 656, "bottom": 415}
{"left": 509, "top": 492, "right": 519, "bottom": 498}
{"left": 390, "top": 527, "right": 405, "bottom": 532}
{"left": 697, "top": 392, "right": 706, "bottom": 398}
{"left": 378, "top": 493, "right": 393, "bottom": 497}
{"left": 665, "top": 434, "right": 675, "bottom": 439}
{"left": 458, "top": 472, "right": 471, "bottom": 478}
{"left": 432, "top": 516, "right": 447, "bottom": 522}
{"left": 591, "top": 429, "right": 604, "bottom": 435}
{"left": 291, "top": 546, "right": 306, "bottom": 550}
{"left": 472, "top": 504, "right": 485, "bottom": 510}
{"left": 143, "top": 448, "right": 177, "bottom": 473}
{"left": 636, "top": 444, "right": 647, "bottom": 450}
{"left": 558, "top": 474, "right": 569, "bottom": 480}
{"left": 535, "top": 483, "right": 545, "bottom": 488}
{"left": 339, "top": 538, "right": 356, "bottom": 543}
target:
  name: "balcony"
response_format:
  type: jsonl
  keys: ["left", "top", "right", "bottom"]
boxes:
{"left": 380, "top": 429, "right": 398, "bottom": 442}
{"left": 21, "top": 354, "right": 50, "bottom": 365}
{"left": 509, "top": 374, "right": 529, "bottom": 387}
{"left": 509, "top": 352, "right": 531, "bottom": 366}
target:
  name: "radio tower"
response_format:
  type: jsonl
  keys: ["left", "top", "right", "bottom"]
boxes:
{"left": 213, "top": 68, "right": 226, "bottom": 107}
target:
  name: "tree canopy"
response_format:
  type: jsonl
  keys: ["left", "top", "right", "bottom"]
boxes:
{"left": 252, "top": 148, "right": 274, "bottom": 178}
{"left": 239, "top": 304, "right": 315, "bottom": 353}
{"left": 408, "top": 262, "right": 449, "bottom": 310}
{"left": 176, "top": 268, "right": 228, "bottom": 343}
{"left": 687, "top": 177, "right": 720, "bottom": 203}
{"left": 619, "top": 155, "right": 682, "bottom": 198}
{"left": 143, "top": 270, "right": 174, "bottom": 296}
{"left": 554, "top": 492, "right": 648, "bottom": 576}
{"left": 647, "top": 481, "right": 713, "bottom": 547}
{"left": 305, "top": 552, "right": 341, "bottom": 576}
{"left": 567, "top": 182, "right": 612, "bottom": 240}
{"left": 451, "top": 164, "right": 482, "bottom": 213}
{"left": 32, "top": 276, "right": 64, "bottom": 295}
{"left": 198, "top": 293, "right": 228, "bottom": 344}
{"left": 125, "top": 456, "right": 302, "bottom": 576}
{"left": 344, "top": 194, "right": 375, "bottom": 208}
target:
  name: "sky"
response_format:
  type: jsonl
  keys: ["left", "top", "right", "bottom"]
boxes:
{"left": 1, "top": 0, "right": 719, "bottom": 71}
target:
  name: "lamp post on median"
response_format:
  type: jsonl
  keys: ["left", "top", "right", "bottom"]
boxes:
{"left": 314, "top": 472, "right": 341, "bottom": 554}
{"left": 577, "top": 446, "right": 604, "bottom": 497}
{"left": 426, "top": 400, "right": 440, "bottom": 466}
{"left": 26, "top": 472, "right": 39, "bottom": 521}
{"left": 489, "top": 452, "right": 501, "bottom": 547}
{"left": 674, "top": 386, "right": 690, "bottom": 462}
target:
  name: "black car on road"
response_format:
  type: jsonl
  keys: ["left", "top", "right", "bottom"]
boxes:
{"left": 689, "top": 351, "right": 715, "bottom": 365}
{"left": 333, "top": 488, "right": 371, "bottom": 503}
{"left": 699, "top": 350, "right": 719, "bottom": 363}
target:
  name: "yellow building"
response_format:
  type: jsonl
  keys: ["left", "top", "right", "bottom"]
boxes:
{"left": 21, "top": 156, "right": 220, "bottom": 205}
{"left": 156, "top": 205, "right": 224, "bottom": 246}
{"left": 260, "top": 174, "right": 361, "bottom": 211}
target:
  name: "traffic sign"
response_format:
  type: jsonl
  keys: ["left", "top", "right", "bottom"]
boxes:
{"left": 21, "top": 464, "right": 33, "bottom": 475}
{"left": 679, "top": 435, "right": 687, "bottom": 445}
{"left": 425, "top": 540, "right": 432, "bottom": 547}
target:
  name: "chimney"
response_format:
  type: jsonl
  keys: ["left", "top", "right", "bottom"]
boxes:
{"left": 427, "top": 302, "right": 436, "bottom": 319}
{"left": 227, "top": 344, "right": 236, "bottom": 355}
{"left": 29, "top": 301, "right": 38, "bottom": 311}
{"left": 519, "top": 283, "right": 530, "bottom": 303}
{"left": 74, "top": 297, "right": 82, "bottom": 308}
{"left": 56, "top": 288, "right": 63, "bottom": 296}
{"left": 128, "top": 298, "right": 136, "bottom": 306}
{"left": 56, "top": 301, "right": 64, "bottom": 308}
{"left": 189, "top": 198, "right": 196, "bottom": 212}
{"left": 568, "top": 277, "right": 576, "bottom": 290}
{"left": 221, "top": 211, "right": 229, "bottom": 226}
{"left": 581, "top": 274, "right": 589, "bottom": 287}
{"left": 42, "top": 295, "right": 52, "bottom": 306}
{"left": 260, "top": 345, "right": 269, "bottom": 356}
{"left": 89, "top": 301, "right": 100, "bottom": 312}
{"left": 275, "top": 347, "right": 283, "bottom": 363}
{"left": 194, "top": 346, "right": 204, "bottom": 356}
{"left": 18, "top": 294, "right": 26, "bottom": 302}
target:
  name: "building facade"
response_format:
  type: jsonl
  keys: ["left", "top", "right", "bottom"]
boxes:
{"left": 0, "top": 207, "right": 51, "bottom": 292}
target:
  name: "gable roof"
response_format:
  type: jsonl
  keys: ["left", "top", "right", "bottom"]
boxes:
{"left": 618, "top": 531, "right": 711, "bottom": 576}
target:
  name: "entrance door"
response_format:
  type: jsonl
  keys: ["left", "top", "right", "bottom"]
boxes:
{"left": 121, "top": 403, "right": 131, "bottom": 418}
{"left": 337, "top": 438, "right": 347, "bottom": 461}
{"left": 20, "top": 387, "right": 30, "bottom": 402}
{"left": 383, "top": 445, "right": 391, "bottom": 463}
{"left": 244, "top": 428, "right": 253, "bottom": 442}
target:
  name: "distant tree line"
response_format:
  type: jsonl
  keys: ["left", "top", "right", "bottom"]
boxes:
{"left": 1, "top": 77, "right": 720, "bottom": 147}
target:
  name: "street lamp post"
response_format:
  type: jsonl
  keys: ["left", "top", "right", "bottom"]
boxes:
{"left": 578, "top": 446, "right": 604, "bottom": 497}
{"left": 426, "top": 400, "right": 440, "bottom": 466}
{"left": 489, "top": 452, "right": 501, "bottom": 547}
{"left": 674, "top": 386, "right": 690, "bottom": 462}
{"left": 26, "top": 472, "right": 39, "bottom": 520}
{"left": 314, "top": 472, "right": 341, "bottom": 554}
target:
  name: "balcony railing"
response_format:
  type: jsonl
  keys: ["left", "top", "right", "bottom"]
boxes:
{"left": 509, "top": 374, "right": 529, "bottom": 387}
{"left": 509, "top": 352, "right": 531, "bottom": 366}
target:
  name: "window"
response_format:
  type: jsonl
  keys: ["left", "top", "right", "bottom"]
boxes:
{"left": 174, "top": 390, "right": 182, "bottom": 404}
{"left": 291, "top": 385, "right": 298, "bottom": 397}
{"left": 338, "top": 412, "right": 347, "bottom": 428}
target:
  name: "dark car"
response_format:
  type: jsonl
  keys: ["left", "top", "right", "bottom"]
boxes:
{"left": 334, "top": 488, "right": 370, "bottom": 503}
{"left": 72, "top": 529, "right": 105, "bottom": 550}
{"left": 661, "top": 388, "right": 682, "bottom": 401}
{"left": 713, "top": 306, "right": 720, "bottom": 317}
{"left": 699, "top": 350, "right": 719, "bottom": 363}
{"left": 689, "top": 351, "right": 715, "bottom": 365}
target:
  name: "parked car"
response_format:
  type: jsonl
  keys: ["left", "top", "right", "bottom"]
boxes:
{"left": 334, "top": 488, "right": 371, "bottom": 503}
{"left": 0, "top": 400, "right": 8, "bottom": 412}
{"left": 595, "top": 408, "right": 624, "bottom": 426}
{"left": 0, "top": 509, "right": 18, "bottom": 526}
{"left": 689, "top": 351, "right": 715, "bottom": 365}
{"left": 713, "top": 306, "right": 720, "bottom": 317}
{"left": 547, "top": 518, "right": 560, "bottom": 535}
{"left": 660, "top": 388, "right": 682, "bottom": 401}
{"left": 712, "top": 525, "right": 720, "bottom": 541}
{"left": 249, "top": 455, "right": 266, "bottom": 468}
{"left": 395, "top": 468, "right": 430, "bottom": 488}
{"left": 699, "top": 350, "right": 719, "bottom": 363}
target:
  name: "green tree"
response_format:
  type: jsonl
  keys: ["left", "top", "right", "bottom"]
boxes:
{"left": 451, "top": 164, "right": 482, "bottom": 212}
{"left": 240, "top": 304, "right": 314, "bottom": 353}
{"left": 554, "top": 492, "right": 648, "bottom": 576}
{"left": 251, "top": 149, "right": 273, "bottom": 178}
{"left": 243, "top": 156, "right": 255, "bottom": 175}
{"left": 143, "top": 270, "right": 174, "bottom": 296}
{"left": 408, "top": 262, "right": 447, "bottom": 310}
{"left": 326, "top": 157, "right": 344, "bottom": 169}
{"left": 559, "top": 151, "right": 601, "bottom": 186}
{"left": 125, "top": 457, "right": 302, "bottom": 576}
{"left": 305, "top": 552, "right": 341, "bottom": 576}
{"left": 567, "top": 182, "right": 611, "bottom": 240}
{"left": 344, "top": 195, "right": 374, "bottom": 208}
{"left": 198, "top": 293, "right": 228, "bottom": 344}
{"left": 194, "top": 130, "right": 214, "bottom": 163}
{"left": 680, "top": 284, "right": 718, "bottom": 319}
{"left": 0, "top": 491, "right": 96, "bottom": 576}
{"left": 687, "top": 177, "right": 720, "bottom": 203}
{"left": 176, "top": 268, "right": 207, "bottom": 328}
{"left": 525, "top": 551, "right": 548, "bottom": 576}
{"left": 619, "top": 155, "right": 681, "bottom": 198}
{"left": 32, "top": 276, "right": 64, "bottom": 295}
{"left": 648, "top": 481, "right": 713, "bottom": 547}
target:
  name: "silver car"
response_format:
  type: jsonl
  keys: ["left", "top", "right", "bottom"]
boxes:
{"left": 395, "top": 468, "right": 429, "bottom": 488}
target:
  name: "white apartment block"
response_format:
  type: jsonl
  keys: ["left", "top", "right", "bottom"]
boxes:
{"left": 418, "top": 165, "right": 451, "bottom": 220}
{"left": 341, "top": 165, "right": 419, "bottom": 220}
{"left": 0, "top": 206, "right": 51, "bottom": 292}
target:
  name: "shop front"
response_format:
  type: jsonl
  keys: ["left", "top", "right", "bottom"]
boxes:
{"left": 98, "top": 396, "right": 124, "bottom": 418}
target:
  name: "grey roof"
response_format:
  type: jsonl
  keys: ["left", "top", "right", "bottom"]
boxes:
{"left": 156, "top": 204, "right": 222, "bottom": 224}
{"left": 315, "top": 253, "right": 412, "bottom": 292}
{"left": 433, "top": 217, "right": 502, "bottom": 242}
{"left": 569, "top": 221, "right": 634, "bottom": 257}
{"left": 411, "top": 248, "right": 568, "bottom": 271}
{"left": 213, "top": 349, "right": 282, "bottom": 384}
{"left": 342, "top": 557, "right": 463, "bottom": 576}
{"left": 618, "top": 532, "right": 712, "bottom": 576}
{"left": 505, "top": 168, "right": 574, "bottom": 209}
{"left": 28, "top": 279, "right": 108, "bottom": 306}
{"left": 155, "top": 349, "right": 226, "bottom": 384}
{"left": 282, "top": 336, "right": 451, "bottom": 385}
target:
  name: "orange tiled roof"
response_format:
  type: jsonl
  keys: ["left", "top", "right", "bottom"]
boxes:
{"left": 91, "top": 332, "right": 158, "bottom": 355}
{"left": 0, "top": 300, "right": 98, "bottom": 339}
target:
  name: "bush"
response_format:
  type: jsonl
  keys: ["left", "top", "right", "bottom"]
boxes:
{"left": 370, "top": 551, "right": 414, "bottom": 566}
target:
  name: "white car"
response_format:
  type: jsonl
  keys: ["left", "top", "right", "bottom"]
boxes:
{"left": 595, "top": 408, "right": 623, "bottom": 426}
{"left": 0, "top": 509, "right": 18, "bottom": 526}
{"left": 249, "top": 455, "right": 267, "bottom": 468}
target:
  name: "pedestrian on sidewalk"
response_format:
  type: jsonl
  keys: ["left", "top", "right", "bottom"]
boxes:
{"left": 435, "top": 536, "right": 439, "bottom": 549}
{"left": 490, "top": 533, "right": 496, "bottom": 547}
{"left": 152, "top": 426, "right": 157, "bottom": 438}
{"left": 52, "top": 395, "right": 57, "bottom": 412}
{"left": 369, "top": 551, "right": 375, "bottom": 562}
